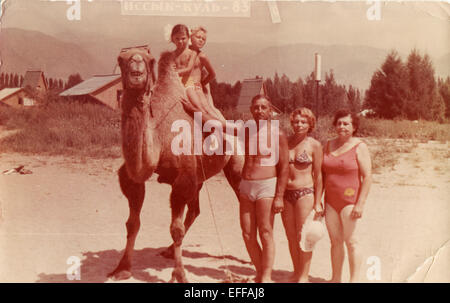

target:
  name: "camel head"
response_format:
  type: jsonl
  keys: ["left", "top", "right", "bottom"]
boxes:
{"left": 118, "top": 45, "right": 156, "bottom": 92}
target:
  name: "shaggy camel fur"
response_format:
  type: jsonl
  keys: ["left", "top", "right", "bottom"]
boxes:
{"left": 108, "top": 46, "right": 243, "bottom": 282}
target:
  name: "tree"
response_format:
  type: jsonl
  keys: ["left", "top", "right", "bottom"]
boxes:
{"left": 438, "top": 77, "right": 450, "bottom": 118}
{"left": 66, "top": 73, "right": 83, "bottom": 89}
{"left": 404, "top": 49, "right": 442, "bottom": 121}
{"left": 9, "top": 73, "right": 15, "bottom": 88}
{"left": 347, "top": 85, "right": 361, "bottom": 113}
{"left": 19, "top": 75, "right": 24, "bottom": 87}
{"left": 5, "top": 74, "right": 9, "bottom": 88}
{"left": 364, "top": 50, "right": 408, "bottom": 119}
{"left": 302, "top": 72, "right": 316, "bottom": 112}
{"left": 320, "top": 70, "right": 347, "bottom": 116}
{"left": 0, "top": 73, "right": 4, "bottom": 89}
{"left": 13, "top": 74, "right": 19, "bottom": 87}
{"left": 230, "top": 81, "right": 242, "bottom": 108}
{"left": 264, "top": 74, "right": 278, "bottom": 108}
{"left": 275, "top": 74, "right": 289, "bottom": 112}
{"left": 210, "top": 79, "right": 235, "bottom": 110}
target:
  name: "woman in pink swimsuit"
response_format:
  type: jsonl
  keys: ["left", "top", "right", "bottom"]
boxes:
{"left": 317, "top": 109, "right": 372, "bottom": 283}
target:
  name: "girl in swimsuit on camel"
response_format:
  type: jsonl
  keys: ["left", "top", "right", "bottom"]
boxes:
{"left": 281, "top": 107, "right": 323, "bottom": 283}
{"left": 170, "top": 24, "right": 224, "bottom": 123}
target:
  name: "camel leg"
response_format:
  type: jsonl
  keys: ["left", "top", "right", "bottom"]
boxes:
{"left": 168, "top": 177, "right": 198, "bottom": 283}
{"left": 108, "top": 165, "right": 146, "bottom": 280}
{"left": 160, "top": 183, "right": 202, "bottom": 259}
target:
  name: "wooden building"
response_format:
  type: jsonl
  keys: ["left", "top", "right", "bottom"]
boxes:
{"left": 236, "top": 77, "right": 281, "bottom": 118}
{"left": 22, "top": 70, "right": 48, "bottom": 96}
{"left": 59, "top": 74, "right": 122, "bottom": 110}
{"left": 0, "top": 70, "right": 47, "bottom": 107}
{"left": 0, "top": 88, "right": 28, "bottom": 107}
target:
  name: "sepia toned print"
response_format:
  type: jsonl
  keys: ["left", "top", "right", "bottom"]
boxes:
{"left": 0, "top": 0, "right": 449, "bottom": 283}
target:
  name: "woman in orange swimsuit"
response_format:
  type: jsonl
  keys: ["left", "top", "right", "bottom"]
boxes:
{"left": 281, "top": 108, "right": 323, "bottom": 283}
{"left": 319, "top": 109, "right": 372, "bottom": 283}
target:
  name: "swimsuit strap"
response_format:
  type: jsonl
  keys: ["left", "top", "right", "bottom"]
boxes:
{"left": 328, "top": 141, "right": 362, "bottom": 157}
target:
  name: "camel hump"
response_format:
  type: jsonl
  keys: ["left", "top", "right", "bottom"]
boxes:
{"left": 158, "top": 51, "right": 176, "bottom": 76}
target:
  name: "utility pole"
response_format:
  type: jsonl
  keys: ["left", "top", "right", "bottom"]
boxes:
{"left": 314, "top": 53, "right": 321, "bottom": 117}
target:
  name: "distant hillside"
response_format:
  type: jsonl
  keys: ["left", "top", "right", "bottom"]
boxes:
{"left": 1, "top": 28, "right": 447, "bottom": 91}
{"left": 0, "top": 28, "right": 108, "bottom": 80}
{"left": 209, "top": 43, "right": 392, "bottom": 91}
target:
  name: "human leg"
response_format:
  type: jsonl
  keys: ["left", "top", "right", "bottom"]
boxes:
{"left": 340, "top": 204, "right": 362, "bottom": 283}
{"left": 186, "top": 87, "right": 207, "bottom": 113}
{"left": 194, "top": 88, "right": 226, "bottom": 123}
{"left": 295, "top": 193, "right": 314, "bottom": 283}
{"left": 281, "top": 197, "right": 301, "bottom": 281}
{"left": 325, "top": 203, "right": 345, "bottom": 283}
{"left": 239, "top": 194, "right": 262, "bottom": 281}
{"left": 255, "top": 197, "right": 275, "bottom": 283}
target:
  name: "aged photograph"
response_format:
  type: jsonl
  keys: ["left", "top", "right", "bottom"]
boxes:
{"left": 0, "top": 0, "right": 449, "bottom": 283}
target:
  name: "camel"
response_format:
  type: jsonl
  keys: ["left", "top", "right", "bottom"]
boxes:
{"left": 108, "top": 45, "right": 243, "bottom": 282}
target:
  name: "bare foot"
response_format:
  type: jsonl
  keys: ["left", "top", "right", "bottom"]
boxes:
{"left": 298, "top": 276, "right": 310, "bottom": 283}
{"left": 260, "top": 275, "right": 274, "bottom": 283}
{"left": 288, "top": 273, "right": 309, "bottom": 283}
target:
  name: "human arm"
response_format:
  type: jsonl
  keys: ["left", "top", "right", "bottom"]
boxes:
{"left": 352, "top": 141, "right": 373, "bottom": 219}
{"left": 175, "top": 51, "right": 198, "bottom": 76}
{"left": 312, "top": 140, "right": 324, "bottom": 216}
{"left": 199, "top": 53, "right": 216, "bottom": 87}
{"left": 273, "top": 130, "right": 289, "bottom": 213}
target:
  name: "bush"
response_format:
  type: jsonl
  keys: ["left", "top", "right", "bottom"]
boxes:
{"left": 0, "top": 99, "right": 121, "bottom": 158}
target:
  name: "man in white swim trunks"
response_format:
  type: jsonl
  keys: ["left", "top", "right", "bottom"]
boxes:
{"left": 238, "top": 94, "right": 289, "bottom": 283}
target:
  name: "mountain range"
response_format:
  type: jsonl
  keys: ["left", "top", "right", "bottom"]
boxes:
{"left": 1, "top": 28, "right": 448, "bottom": 91}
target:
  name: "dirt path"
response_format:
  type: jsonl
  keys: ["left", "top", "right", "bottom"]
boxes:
{"left": 0, "top": 139, "right": 448, "bottom": 282}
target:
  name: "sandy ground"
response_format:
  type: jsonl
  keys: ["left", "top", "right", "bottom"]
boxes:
{"left": 0, "top": 139, "right": 449, "bottom": 283}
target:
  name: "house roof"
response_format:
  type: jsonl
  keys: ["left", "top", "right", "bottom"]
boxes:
{"left": 60, "top": 74, "right": 121, "bottom": 97}
{"left": 0, "top": 87, "right": 23, "bottom": 101}
{"left": 236, "top": 78, "right": 281, "bottom": 114}
{"left": 236, "top": 78, "right": 265, "bottom": 112}
{"left": 22, "top": 70, "right": 46, "bottom": 89}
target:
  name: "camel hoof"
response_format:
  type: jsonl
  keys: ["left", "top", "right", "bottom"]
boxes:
{"left": 159, "top": 245, "right": 175, "bottom": 259}
{"left": 108, "top": 269, "right": 132, "bottom": 281}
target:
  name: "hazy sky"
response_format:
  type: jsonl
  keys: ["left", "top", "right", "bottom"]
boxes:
{"left": 1, "top": 0, "right": 449, "bottom": 57}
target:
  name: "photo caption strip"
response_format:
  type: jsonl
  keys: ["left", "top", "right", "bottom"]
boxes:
{"left": 120, "top": 0, "right": 251, "bottom": 18}
{"left": 36, "top": 0, "right": 387, "bottom": 23}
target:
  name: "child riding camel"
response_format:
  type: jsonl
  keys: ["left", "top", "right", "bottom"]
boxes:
{"left": 170, "top": 24, "right": 225, "bottom": 123}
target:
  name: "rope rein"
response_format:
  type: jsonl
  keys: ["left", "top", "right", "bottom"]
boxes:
{"left": 198, "top": 156, "right": 234, "bottom": 282}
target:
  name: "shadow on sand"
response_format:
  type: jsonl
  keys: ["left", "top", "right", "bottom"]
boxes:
{"left": 35, "top": 246, "right": 262, "bottom": 283}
